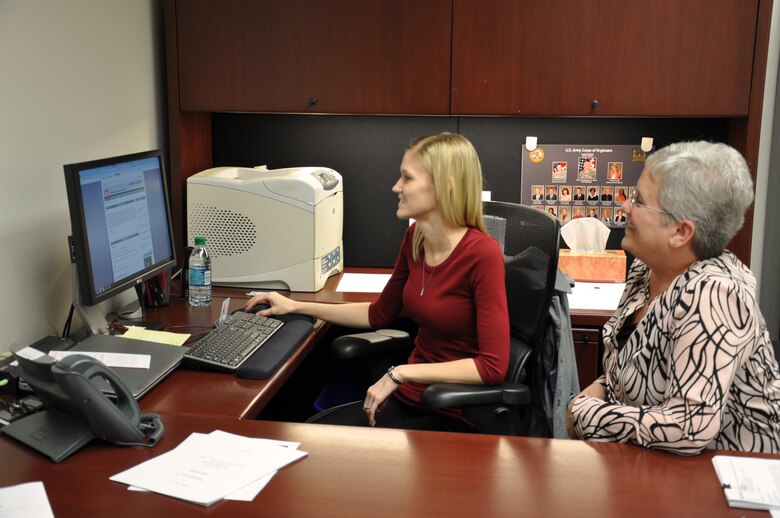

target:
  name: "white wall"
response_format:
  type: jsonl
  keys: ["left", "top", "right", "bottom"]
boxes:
{"left": 759, "top": 60, "right": 780, "bottom": 341}
{"left": 0, "top": 0, "right": 166, "bottom": 353}
{"left": 755, "top": 3, "right": 780, "bottom": 341}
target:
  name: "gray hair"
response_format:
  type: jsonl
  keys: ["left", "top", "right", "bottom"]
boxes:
{"left": 645, "top": 141, "right": 754, "bottom": 259}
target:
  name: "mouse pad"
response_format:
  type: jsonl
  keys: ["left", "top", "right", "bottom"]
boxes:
{"left": 235, "top": 313, "right": 315, "bottom": 380}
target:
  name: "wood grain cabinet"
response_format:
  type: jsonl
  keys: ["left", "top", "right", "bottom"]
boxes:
{"left": 165, "top": 0, "right": 771, "bottom": 264}
{"left": 175, "top": 0, "right": 452, "bottom": 114}
{"left": 451, "top": 0, "right": 758, "bottom": 116}
{"left": 572, "top": 327, "right": 603, "bottom": 388}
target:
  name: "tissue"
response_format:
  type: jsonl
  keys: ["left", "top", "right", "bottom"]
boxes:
{"left": 559, "top": 218, "right": 626, "bottom": 282}
{"left": 561, "top": 218, "right": 610, "bottom": 253}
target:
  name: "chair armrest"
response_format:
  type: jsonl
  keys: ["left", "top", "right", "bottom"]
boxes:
{"left": 421, "top": 382, "right": 531, "bottom": 409}
{"left": 331, "top": 329, "right": 410, "bottom": 360}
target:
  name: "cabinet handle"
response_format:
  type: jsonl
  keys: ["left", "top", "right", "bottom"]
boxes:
{"left": 591, "top": 99, "right": 600, "bottom": 110}
{"left": 307, "top": 97, "right": 318, "bottom": 106}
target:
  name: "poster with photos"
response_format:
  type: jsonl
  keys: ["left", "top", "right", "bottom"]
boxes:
{"left": 521, "top": 144, "right": 647, "bottom": 227}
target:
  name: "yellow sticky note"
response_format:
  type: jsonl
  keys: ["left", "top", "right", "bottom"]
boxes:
{"left": 121, "top": 326, "right": 190, "bottom": 346}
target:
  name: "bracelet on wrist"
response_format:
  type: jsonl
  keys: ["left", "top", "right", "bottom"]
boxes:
{"left": 387, "top": 366, "right": 404, "bottom": 385}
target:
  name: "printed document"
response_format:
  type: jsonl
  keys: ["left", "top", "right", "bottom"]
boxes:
{"left": 111, "top": 431, "right": 307, "bottom": 506}
{"left": 0, "top": 481, "right": 55, "bottom": 518}
{"left": 49, "top": 350, "right": 151, "bottom": 369}
{"left": 712, "top": 455, "right": 780, "bottom": 510}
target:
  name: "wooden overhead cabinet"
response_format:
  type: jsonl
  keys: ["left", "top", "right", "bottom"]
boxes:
{"left": 175, "top": 0, "right": 452, "bottom": 114}
{"left": 451, "top": 0, "right": 758, "bottom": 116}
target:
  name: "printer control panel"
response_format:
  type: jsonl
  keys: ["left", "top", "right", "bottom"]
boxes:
{"left": 320, "top": 247, "right": 341, "bottom": 274}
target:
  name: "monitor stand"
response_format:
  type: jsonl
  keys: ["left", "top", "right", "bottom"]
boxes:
{"left": 71, "top": 265, "right": 163, "bottom": 335}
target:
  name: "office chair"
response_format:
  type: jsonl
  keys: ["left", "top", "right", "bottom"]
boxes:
{"left": 324, "top": 201, "right": 561, "bottom": 435}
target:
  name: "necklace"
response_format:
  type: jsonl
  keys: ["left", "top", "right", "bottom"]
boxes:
{"left": 420, "top": 262, "right": 437, "bottom": 296}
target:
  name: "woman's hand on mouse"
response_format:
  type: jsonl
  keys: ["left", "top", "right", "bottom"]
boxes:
{"left": 245, "top": 291, "right": 297, "bottom": 316}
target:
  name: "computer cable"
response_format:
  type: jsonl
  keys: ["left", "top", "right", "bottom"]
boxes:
{"left": 62, "top": 303, "right": 75, "bottom": 338}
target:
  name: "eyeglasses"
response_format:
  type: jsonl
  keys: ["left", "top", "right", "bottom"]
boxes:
{"left": 629, "top": 191, "right": 676, "bottom": 220}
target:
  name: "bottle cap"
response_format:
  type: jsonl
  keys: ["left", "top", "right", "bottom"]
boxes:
{"left": 194, "top": 237, "right": 206, "bottom": 246}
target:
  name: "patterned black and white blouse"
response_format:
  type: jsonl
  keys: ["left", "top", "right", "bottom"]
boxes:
{"left": 572, "top": 251, "right": 780, "bottom": 455}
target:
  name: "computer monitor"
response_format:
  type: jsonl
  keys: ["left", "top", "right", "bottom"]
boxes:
{"left": 63, "top": 149, "right": 176, "bottom": 334}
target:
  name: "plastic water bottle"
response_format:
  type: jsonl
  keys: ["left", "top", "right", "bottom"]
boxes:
{"left": 188, "top": 237, "right": 212, "bottom": 307}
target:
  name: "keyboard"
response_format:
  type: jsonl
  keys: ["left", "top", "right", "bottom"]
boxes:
{"left": 183, "top": 311, "right": 284, "bottom": 371}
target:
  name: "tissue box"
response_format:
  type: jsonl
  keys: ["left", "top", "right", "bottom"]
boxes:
{"left": 559, "top": 249, "right": 626, "bottom": 283}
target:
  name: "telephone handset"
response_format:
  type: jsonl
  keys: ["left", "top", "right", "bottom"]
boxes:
{"left": 51, "top": 354, "right": 164, "bottom": 446}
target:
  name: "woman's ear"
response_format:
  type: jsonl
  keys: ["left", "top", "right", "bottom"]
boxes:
{"left": 670, "top": 219, "right": 696, "bottom": 248}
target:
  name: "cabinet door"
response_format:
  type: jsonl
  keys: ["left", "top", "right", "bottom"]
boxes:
{"left": 452, "top": 0, "right": 757, "bottom": 116}
{"left": 176, "top": 0, "right": 451, "bottom": 114}
{"left": 572, "top": 327, "right": 603, "bottom": 388}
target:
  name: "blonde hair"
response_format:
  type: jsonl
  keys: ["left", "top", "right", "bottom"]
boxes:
{"left": 406, "top": 133, "right": 487, "bottom": 262}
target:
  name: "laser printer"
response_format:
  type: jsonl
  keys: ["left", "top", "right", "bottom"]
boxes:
{"left": 187, "top": 166, "right": 343, "bottom": 292}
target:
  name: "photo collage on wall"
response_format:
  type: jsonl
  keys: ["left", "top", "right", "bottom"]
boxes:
{"left": 521, "top": 144, "right": 648, "bottom": 227}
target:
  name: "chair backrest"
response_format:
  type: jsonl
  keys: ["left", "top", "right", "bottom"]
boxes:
{"left": 483, "top": 201, "right": 561, "bottom": 350}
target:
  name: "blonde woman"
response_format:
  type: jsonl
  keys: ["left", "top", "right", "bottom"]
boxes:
{"left": 247, "top": 133, "right": 509, "bottom": 432}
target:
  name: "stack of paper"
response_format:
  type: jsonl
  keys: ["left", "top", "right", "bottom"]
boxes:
{"left": 336, "top": 273, "right": 391, "bottom": 293}
{"left": 568, "top": 282, "right": 625, "bottom": 311}
{"left": 110, "top": 430, "right": 307, "bottom": 506}
{"left": 712, "top": 455, "right": 780, "bottom": 511}
{"left": 0, "top": 482, "right": 55, "bottom": 517}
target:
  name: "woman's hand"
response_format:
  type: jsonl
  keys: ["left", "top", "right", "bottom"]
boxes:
{"left": 578, "top": 381, "right": 607, "bottom": 400}
{"left": 566, "top": 381, "right": 607, "bottom": 438}
{"left": 363, "top": 373, "right": 401, "bottom": 427}
{"left": 245, "top": 291, "right": 297, "bottom": 316}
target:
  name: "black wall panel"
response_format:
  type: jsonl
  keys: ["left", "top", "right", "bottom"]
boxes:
{"left": 213, "top": 114, "right": 728, "bottom": 267}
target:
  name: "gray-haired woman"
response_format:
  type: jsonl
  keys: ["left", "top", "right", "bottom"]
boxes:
{"left": 567, "top": 141, "right": 780, "bottom": 455}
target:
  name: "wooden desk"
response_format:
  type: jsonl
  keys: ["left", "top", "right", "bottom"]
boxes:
{"left": 300, "top": 267, "right": 615, "bottom": 328}
{"left": 0, "top": 413, "right": 771, "bottom": 517}
{"left": 137, "top": 268, "right": 613, "bottom": 418}
{"left": 139, "top": 290, "right": 329, "bottom": 419}
{"left": 137, "top": 270, "right": 383, "bottom": 419}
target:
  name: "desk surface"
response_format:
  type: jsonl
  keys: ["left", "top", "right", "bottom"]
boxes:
{"left": 138, "top": 268, "right": 611, "bottom": 419}
{"left": 279, "top": 266, "right": 616, "bottom": 324}
{"left": 139, "top": 292, "right": 328, "bottom": 419}
{"left": 0, "top": 413, "right": 770, "bottom": 517}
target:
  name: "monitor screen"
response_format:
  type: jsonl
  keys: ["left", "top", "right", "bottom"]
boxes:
{"left": 64, "top": 150, "right": 176, "bottom": 307}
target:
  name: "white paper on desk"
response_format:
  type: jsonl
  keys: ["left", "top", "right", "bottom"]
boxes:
{"left": 111, "top": 431, "right": 307, "bottom": 506}
{"left": 127, "top": 431, "right": 301, "bottom": 501}
{"left": 0, "top": 481, "right": 55, "bottom": 518}
{"left": 48, "top": 350, "right": 151, "bottom": 369}
{"left": 211, "top": 431, "right": 301, "bottom": 501}
{"left": 336, "top": 273, "right": 391, "bottom": 293}
{"left": 568, "top": 282, "right": 626, "bottom": 311}
{"left": 712, "top": 455, "right": 780, "bottom": 510}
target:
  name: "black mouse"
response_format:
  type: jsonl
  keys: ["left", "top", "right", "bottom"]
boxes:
{"left": 245, "top": 303, "right": 271, "bottom": 314}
